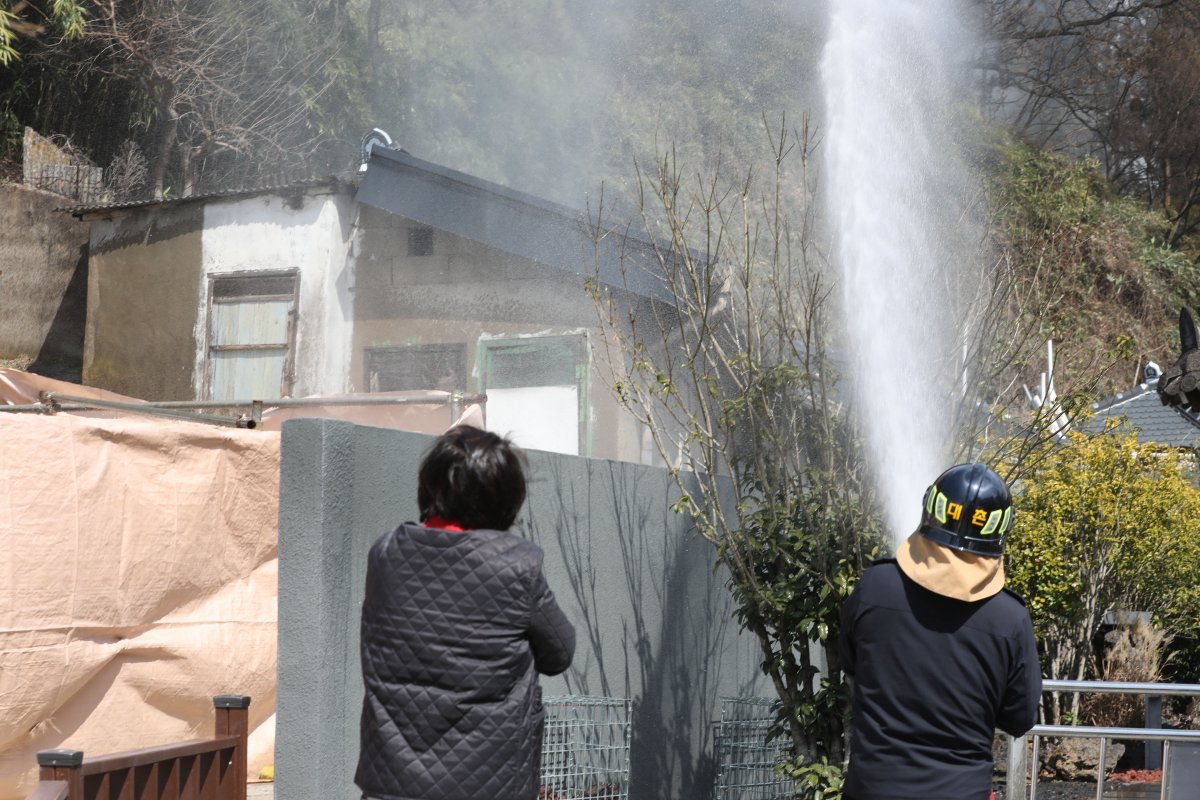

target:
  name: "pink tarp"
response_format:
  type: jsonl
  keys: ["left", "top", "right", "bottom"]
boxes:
{"left": 0, "top": 411, "right": 280, "bottom": 800}
{"left": 0, "top": 371, "right": 479, "bottom": 799}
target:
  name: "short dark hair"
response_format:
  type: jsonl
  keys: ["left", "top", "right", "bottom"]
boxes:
{"left": 417, "top": 426, "right": 527, "bottom": 530}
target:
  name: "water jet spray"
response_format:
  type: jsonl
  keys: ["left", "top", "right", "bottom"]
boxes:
{"left": 821, "top": 0, "right": 984, "bottom": 545}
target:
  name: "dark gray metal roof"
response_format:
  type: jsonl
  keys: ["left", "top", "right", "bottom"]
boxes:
{"left": 356, "top": 146, "right": 672, "bottom": 302}
{"left": 1085, "top": 383, "right": 1200, "bottom": 448}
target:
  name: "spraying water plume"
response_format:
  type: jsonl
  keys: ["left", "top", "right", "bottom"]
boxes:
{"left": 821, "top": 0, "right": 985, "bottom": 544}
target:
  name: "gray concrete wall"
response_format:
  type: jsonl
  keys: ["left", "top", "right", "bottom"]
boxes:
{"left": 276, "top": 418, "right": 769, "bottom": 800}
{"left": 0, "top": 184, "right": 90, "bottom": 379}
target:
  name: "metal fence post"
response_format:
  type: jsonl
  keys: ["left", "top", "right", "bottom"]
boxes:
{"left": 1007, "top": 734, "right": 1029, "bottom": 800}
{"left": 1146, "top": 694, "right": 1163, "bottom": 770}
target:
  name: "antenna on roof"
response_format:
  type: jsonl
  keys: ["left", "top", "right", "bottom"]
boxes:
{"left": 359, "top": 128, "right": 395, "bottom": 173}
{"left": 1023, "top": 339, "right": 1071, "bottom": 439}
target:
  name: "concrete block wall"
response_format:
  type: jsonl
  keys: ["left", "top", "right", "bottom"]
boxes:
{"left": 275, "top": 418, "right": 770, "bottom": 800}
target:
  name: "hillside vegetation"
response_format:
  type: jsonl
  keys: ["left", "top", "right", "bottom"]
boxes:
{"left": 1, "top": 0, "right": 1197, "bottom": 398}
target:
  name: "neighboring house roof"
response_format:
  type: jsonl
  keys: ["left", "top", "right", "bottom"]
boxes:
{"left": 61, "top": 175, "right": 355, "bottom": 217}
{"left": 61, "top": 147, "right": 673, "bottom": 303}
{"left": 1085, "top": 382, "right": 1200, "bottom": 448}
{"left": 356, "top": 146, "right": 672, "bottom": 302}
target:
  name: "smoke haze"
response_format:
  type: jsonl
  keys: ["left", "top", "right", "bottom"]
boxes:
{"left": 365, "top": 0, "right": 825, "bottom": 208}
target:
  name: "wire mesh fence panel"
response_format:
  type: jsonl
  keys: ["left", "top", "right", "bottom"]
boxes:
{"left": 712, "top": 697, "right": 797, "bottom": 800}
{"left": 540, "top": 695, "right": 631, "bottom": 800}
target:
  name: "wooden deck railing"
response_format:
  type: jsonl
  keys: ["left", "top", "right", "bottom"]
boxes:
{"left": 26, "top": 695, "right": 251, "bottom": 800}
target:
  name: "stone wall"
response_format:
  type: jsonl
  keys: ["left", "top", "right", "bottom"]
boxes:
{"left": 22, "top": 127, "right": 103, "bottom": 203}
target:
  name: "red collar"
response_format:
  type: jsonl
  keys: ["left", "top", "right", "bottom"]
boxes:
{"left": 424, "top": 516, "right": 469, "bottom": 532}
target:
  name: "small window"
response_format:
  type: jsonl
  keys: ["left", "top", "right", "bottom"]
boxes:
{"left": 365, "top": 343, "right": 467, "bottom": 392}
{"left": 407, "top": 226, "right": 434, "bottom": 256}
{"left": 205, "top": 270, "right": 299, "bottom": 401}
{"left": 212, "top": 273, "right": 297, "bottom": 299}
{"left": 480, "top": 335, "right": 587, "bottom": 456}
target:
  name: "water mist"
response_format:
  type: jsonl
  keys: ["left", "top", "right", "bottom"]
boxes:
{"left": 820, "top": 0, "right": 985, "bottom": 544}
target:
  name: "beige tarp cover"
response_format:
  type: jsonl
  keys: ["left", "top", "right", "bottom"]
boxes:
{"left": 0, "top": 372, "right": 478, "bottom": 799}
{"left": 0, "top": 411, "right": 281, "bottom": 800}
{"left": 0, "top": 369, "right": 137, "bottom": 414}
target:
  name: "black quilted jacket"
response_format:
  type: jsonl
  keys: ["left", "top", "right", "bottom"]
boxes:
{"left": 355, "top": 523, "right": 576, "bottom": 800}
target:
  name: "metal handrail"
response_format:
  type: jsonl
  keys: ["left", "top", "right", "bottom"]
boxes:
{"left": 1042, "top": 679, "right": 1200, "bottom": 697}
{"left": 1031, "top": 725, "right": 1200, "bottom": 741}
{"left": 1008, "top": 679, "right": 1200, "bottom": 800}
{"left": 1022, "top": 727, "right": 1200, "bottom": 800}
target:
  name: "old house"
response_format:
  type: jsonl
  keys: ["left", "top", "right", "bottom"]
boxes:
{"left": 1084, "top": 363, "right": 1200, "bottom": 449}
{"left": 69, "top": 144, "right": 667, "bottom": 462}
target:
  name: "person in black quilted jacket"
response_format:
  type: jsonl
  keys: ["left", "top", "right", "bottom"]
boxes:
{"left": 355, "top": 426, "right": 576, "bottom": 800}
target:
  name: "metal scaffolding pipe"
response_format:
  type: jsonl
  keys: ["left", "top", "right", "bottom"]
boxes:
{"left": 0, "top": 402, "right": 154, "bottom": 414}
{"left": 3, "top": 391, "right": 487, "bottom": 430}
{"left": 40, "top": 391, "right": 485, "bottom": 411}
{"left": 37, "top": 394, "right": 254, "bottom": 427}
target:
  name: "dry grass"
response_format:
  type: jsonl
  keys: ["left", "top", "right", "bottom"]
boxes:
{"left": 0, "top": 356, "right": 33, "bottom": 370}
{"left": 1082, "top": 618, "right": 1172, "bottom": 727}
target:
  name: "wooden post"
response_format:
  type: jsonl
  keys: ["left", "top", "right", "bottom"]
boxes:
{"left": 213, "top": 695, "right": 251, "bottom": 800}
{"left": 36, "top": 749, "right": 84, "bottom": 799}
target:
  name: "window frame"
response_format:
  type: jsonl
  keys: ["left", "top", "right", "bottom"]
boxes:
{"left": 202, "top": 268, "right": 300, "bottom": 401}
{"left": 363, "top": 342, "right": 469, "bottom": 393}
{"left": 476, "top": 333, "right": 590, "bottom": 455}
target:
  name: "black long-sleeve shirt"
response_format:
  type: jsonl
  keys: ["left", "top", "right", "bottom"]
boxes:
{"left": 840, "top": 559, "right": 1041, "bottom": 800}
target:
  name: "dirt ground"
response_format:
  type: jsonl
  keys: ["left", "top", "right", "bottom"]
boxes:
{"left": 996, "top": 783, "right": 1091, "bottom": 799}
{"left": 995, "top": 781, "right": 1161, "bottom": 799}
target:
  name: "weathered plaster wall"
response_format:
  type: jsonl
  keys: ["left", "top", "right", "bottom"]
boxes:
{"left": 275, "top": 419, "right": 768, "bottom": 800}
{"left": 354, "top": 206, "right": 598, "bottom": 327}
{"left": 83, "top": 204, "right": 203, "bottom": 399}
{"left": 351, "top": 207, "right": 646, "bottom": 462}
{"left": 200, "top": 189, "right": 355, "bottom": 398}
{"left": 0, "top": 184, "right": 89, "bottom": 379}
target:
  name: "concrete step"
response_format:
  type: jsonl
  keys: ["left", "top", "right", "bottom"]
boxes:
{"left": 247, "top": 782, "right": 275, "bottom": 799}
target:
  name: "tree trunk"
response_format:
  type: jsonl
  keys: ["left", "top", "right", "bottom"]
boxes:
{"left": 183, "top": 146, "right": 196, "bottom": 197}
{"left": 150, "top": 94, "right": 179, "bottom": 200}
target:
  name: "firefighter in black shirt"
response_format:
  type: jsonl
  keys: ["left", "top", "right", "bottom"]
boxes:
{"left": 840, "top": 463, "right": 1042, "bottom": 800}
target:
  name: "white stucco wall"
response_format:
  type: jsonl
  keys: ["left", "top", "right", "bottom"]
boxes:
{"left": 197, "top": 189, "right": 356, "bottom": 398}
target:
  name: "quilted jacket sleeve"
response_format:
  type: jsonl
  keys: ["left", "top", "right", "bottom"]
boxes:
{"left": 527, "top": 566, "right": 575, "bottom": 676}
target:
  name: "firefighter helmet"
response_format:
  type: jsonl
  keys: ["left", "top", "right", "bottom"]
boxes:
{"left": 917, "top": 463, "right": 1013, "bottom": 557}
